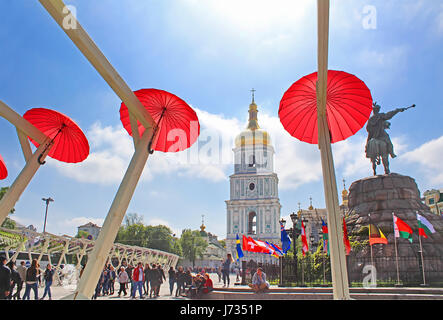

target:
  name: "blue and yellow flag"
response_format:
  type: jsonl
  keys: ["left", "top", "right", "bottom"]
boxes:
{"left": 236, "top": 234, "right": 244, "bottom": 261}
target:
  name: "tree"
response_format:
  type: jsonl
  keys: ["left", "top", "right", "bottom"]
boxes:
{"left": 115, "top": 213, "right": 180, "bottom": 255}
{"left": 179, "top": 229, "right": 208, "bottom": 267}
{"left": 75, "top": 230, "right": 90, "bottom": 239}
{"left": 124, "top": 212, "right": 143, "bottom": 227}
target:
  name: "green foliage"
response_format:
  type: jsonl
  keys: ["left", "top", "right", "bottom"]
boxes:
{"left": 0, "top": 230, "right": 26, "bottom": 249}
{"left": 0, "top": 187, "right": 15, "bottom": 214}
{"left": 1, "top": 217, "right": 16, "bottom": 229}
{"left": 115, "top": 213, "right": 181, "bottom": 255}
{"left": 179, "top": 229, "right": 208, "bottom": 267}
{"left": 75, "top": 230, "right": 90, "bottom": 239}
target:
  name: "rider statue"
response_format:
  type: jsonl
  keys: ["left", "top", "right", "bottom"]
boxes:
{"left": 365, "top": 102, "right": 415, "bottom": 175}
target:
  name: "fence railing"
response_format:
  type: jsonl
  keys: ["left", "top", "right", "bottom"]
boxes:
{"left": 241, "top": 255, "right": 443, "bottom": 287}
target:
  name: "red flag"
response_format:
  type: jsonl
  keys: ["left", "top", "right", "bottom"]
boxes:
{"left": 243, "top": 236, "right": 262, "bottom": 253}
{"left": 242, "top": 235, "right": 249, "bottom": 251}
{"left": 301, "top": 221, "right": 309, "bottom": 256}
{"left": 343, "top": 217, "right": 351, "bottom": 255}
{"left": 254, "top": 239, "right": 271, "bottom": 254}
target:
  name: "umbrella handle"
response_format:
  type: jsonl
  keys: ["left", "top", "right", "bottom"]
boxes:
{"left": 146, "top": 107, "right": 167, "bottom": 155}
{"left": 148, "top": 142, "right": 154, "bottom": 154}
{"left": 38, "top": 153, "right": 46, "bottom": 165}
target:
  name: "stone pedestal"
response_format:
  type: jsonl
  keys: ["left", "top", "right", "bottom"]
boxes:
{"left": 347, "top": 173, "right": 443, "bottom": 257}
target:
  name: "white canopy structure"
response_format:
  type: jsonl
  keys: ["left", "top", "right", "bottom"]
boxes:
{"left": 0, "top": 226, "right": 179, "bottom": 287}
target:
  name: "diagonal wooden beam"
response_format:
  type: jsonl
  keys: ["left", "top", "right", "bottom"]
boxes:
{"left": 316, "top": 0, "right": 350, "bottom": 300}
{"left": 38, "top": 0, "right": 156, "bottom": 134}
{"left": 16, "top": 128, "right": 33, "bottom": 162}
{"left": 0, "top": 100, "right": 47, "bottom": 144}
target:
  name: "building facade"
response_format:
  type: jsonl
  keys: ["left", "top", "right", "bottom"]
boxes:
{"left": 423, "top": 189, "right": 443, "bottom": 216}
{"left": 225, "top": 97, "right": 281, "bottom": 264}
{"left": 77, "top": 222, "right": 101, "bottom": 240}
{"left": 179, "top": 222, "right": 226, "bottom": 269}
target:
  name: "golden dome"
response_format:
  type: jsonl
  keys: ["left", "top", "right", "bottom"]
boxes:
{"left": 234, "top": 100, "right": 271, "bottom": 148}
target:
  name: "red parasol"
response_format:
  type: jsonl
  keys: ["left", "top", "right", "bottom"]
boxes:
{"left": 23, "top": 108, "right": 90, "bottom": 163}
{"left": 0, "top": 154, "right": 7, "bottom": 180}
{"left": 120, "top": 89, "right": 200, "bottom": 153}
{"left": 279, "top": 70, "right": 373, "bottom": 144}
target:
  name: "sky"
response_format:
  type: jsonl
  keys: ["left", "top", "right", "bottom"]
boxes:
{"left": 0, "top": 0, "right": 442, "bottom": 240}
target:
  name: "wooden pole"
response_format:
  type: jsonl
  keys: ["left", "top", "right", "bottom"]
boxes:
{"left": 0, "top": 142, "right": 52, "bottom": 225}
{"left": 64, "top": 128, "right": 153, "bottom": 300}
{"left": 316, "top": 0, "right": 350, "bottom": 299}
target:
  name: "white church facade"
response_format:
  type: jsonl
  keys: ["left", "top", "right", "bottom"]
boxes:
{"left": 225, "top": 95, "right": 282, "bottom": 264}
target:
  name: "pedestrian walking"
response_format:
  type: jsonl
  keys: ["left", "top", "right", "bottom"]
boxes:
{"left": 102, "top": 269, "right": 109, "bottom": 295}
{"left": 168, "top": 266, "right": 176, "bottom": 295}
{"left": 0, "top": 256, "right": 11, "bottom": 300}
{"left": 108, "top": 265, "right": 116, "bottom": 295}
{"left": 6, "top": 261, "right": 20, "bottom": 300}
{"left": 117, "top": 266, "right": 129, "bottom": 297}
{"left": 40, "top": 264, "right": 54, "bottom": 300}
{"left": 143, "top": 263, "right": 150, "bottom": 295}
{"left": 156, "top": 264, "right": 166, "bottom": 297}
{"left": 149, "top": 264, "right": 160, "bottom": 298}
{"left": 126, "top": 264, "right": 133, "bottom": 295}
{"left": 175, "top": 266, "right": 185, "bottom": 297}
{"left": 131, "top": 262, "right": 144, "bottom": 299}
{"left": 22, "top": 259, "right": 40, "bottom": 300}
{"left": 16, "top": 261, "right": 26, "bottom": 299}
{"left": 221, "top": 253, "right": 233, "bottom": 287}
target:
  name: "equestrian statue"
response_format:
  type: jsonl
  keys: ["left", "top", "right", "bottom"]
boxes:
{"left": 365, "top": 102, "right": 415, "bottom": 175}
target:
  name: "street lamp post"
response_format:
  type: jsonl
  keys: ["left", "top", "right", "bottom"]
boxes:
{"left": 42, "top": 197, "right": 54, "bottom": 233}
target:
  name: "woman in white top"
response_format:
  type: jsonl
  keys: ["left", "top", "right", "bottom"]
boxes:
{"left": 117, "top": 267, "right": 129, "bottom": 297}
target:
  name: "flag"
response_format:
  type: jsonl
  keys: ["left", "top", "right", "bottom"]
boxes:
{"left": 301, "top": 220, "right": 309, "bottom": 256}
{"left": 243, "top": 236, "right": 268, "bottom": 253}
{"left": 242, "top": 235, "right": 248, "bottom": 250}
{"left": 235, "top": 234, "right": 244, "bottom": 260}
{"left": 280, "top": 221, "right": 291, "bottom": 254}
{"left": 321, "top": 218, "right": 329, "bottom": 254}
{"left": 270, "top": 242, "right": 284, "bottom": 257}
{"left": 265, "top": 241, "right": 283, "bottom": 258}
{"left": 343, "top": 217, "right": 351, "bottom": 255}
{"left": 393, "top": 214, "right": 413, "bottom": 243}
{"left": 417, "top": 213, "right": 436, "bottom": 239}
{"left": 254, "top": 238, "right": 271, "bottom": 254}
{"left": 369, "top": 224, "right": 388, "bottom": 245}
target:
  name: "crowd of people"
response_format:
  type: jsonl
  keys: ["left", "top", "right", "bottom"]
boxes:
{"left": 90, "top": 259, "right": 215, "bottom": 300}
{"left": 1, "top": 253, "right": 270, "bottom": 300}
{"left": 0, "top": 255, "right": 55, "bottom": 300}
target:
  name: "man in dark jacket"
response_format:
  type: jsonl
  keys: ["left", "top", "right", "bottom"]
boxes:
{"left": 7, "top": 260, "right": 21, "bottom": 300}
{"left": 0, "top": 256, "right": 11, "bottom": 300}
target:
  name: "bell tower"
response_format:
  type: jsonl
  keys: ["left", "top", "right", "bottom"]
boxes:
{"left": 225, "top": 92, "right": 281, "bottom": 264}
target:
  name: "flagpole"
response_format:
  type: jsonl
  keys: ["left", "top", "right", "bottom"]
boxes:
{"left": 418, "top": 232, "right": 426, "bottom": 285}
{"left": 417, "top": 211, "right": 426, "bottom": 286}
{"left": 368, "top": 214, "right": 374, "bottom": 269}
{"left": 392, "top": 212, "right": 400, "bottom": 286}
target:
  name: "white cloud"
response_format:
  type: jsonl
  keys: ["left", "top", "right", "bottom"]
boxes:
{"left": 401, "top": 135, "right": 443, "bottom": 185}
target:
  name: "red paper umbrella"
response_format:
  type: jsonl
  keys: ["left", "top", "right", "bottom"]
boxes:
{"left": 23, "top": 108, "right": 90, "bottom": 163}
{"left": 120, "top": 89, "right": 200, "bottom": 152}
{"left": 0, "top": 154, "right": 7, "bottom": 180}
{"left": 279, "top": 70, "right": 373, "bottom": 144}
